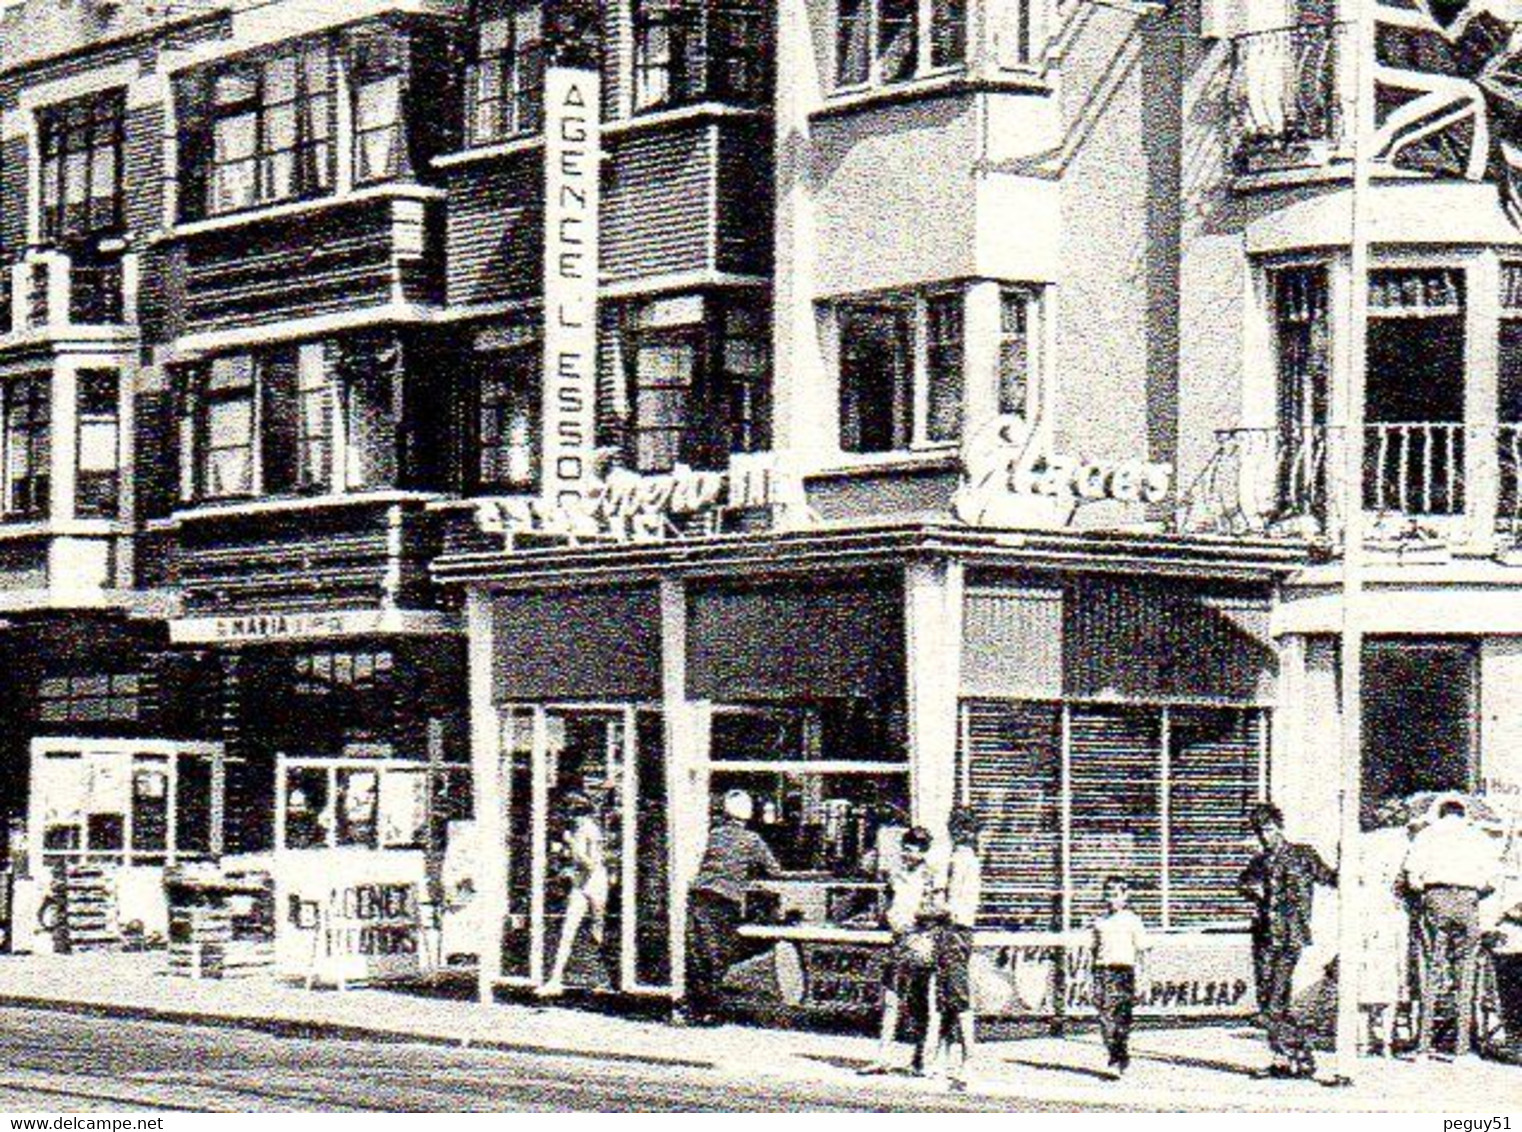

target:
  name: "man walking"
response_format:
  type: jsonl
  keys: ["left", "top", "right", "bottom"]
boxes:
{"left": 682, "top": 789, "right": 780, "bottom": 1025}
{"left": 1403, "top": 797, "right": 1501, "bottom": 1060}
{"left": 1237, "top": 802, "right": 1338, "bottom": 1079}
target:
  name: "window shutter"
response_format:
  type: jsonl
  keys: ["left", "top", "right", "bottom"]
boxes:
{"left": 1068, "top": 704, "right": 1163, "bottom": 927}
{"left": 260, "top": 348, "right": 300, "bottom": 494}
{"left": 1168, "top": 707, "right": 1264, "bottom": 929}
{"left": 961, "top": 700, "right": 1062, "bottom": 931}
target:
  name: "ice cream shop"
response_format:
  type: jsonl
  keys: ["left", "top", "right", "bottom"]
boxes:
{"left": 433, "top": 465, "right": 1300, "bottom": 1023}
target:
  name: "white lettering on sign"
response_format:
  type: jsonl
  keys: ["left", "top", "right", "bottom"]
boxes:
{"left": 542, "top": 66, "right": 601, "bottom": 508}
{"left": 476, "top": 453, "right": 808, "bottom": 548}
{"left": 953, "top": 415, "right": 1173, "bottom": 530}
{"left": 213, "top": 613, "right": 347, "bottom": 642}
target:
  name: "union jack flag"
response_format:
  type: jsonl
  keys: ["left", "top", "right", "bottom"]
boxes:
{"left": 1374, "top": 0, "right": 1522, "bottom": 223}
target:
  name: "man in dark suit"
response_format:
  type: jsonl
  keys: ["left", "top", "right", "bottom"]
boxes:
{"left": 1238, "top": 802, "right": 1338, "bottom": 1079}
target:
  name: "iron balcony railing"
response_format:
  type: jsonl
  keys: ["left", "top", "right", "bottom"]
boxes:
{"left": 1179, "top": 423, "right": 1522, "bottom": 542}
{"left": 1227, "top": 22, "right": 1346, "bottom": 164}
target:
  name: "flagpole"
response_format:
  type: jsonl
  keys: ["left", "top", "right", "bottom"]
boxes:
{"left": 1332, "top": 0, "right": 1377, "bottom": 1087}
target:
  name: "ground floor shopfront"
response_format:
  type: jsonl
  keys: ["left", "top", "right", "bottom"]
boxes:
{"left": 7, "top": 619, "right": 472, "bottom": 984}
{"left": 439, "top": 525, "right": 1293, "bottom": 1023}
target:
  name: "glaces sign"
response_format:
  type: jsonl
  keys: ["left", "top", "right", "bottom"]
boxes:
{"left": 953, "top": 415, "right": 1172, "bottom": 530}
{"left": 476, "top": 454, "right": 806, "bottom": 547}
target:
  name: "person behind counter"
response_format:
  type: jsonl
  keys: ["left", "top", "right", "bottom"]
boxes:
{"left": 680, "top": 789, "right": 781, "bottom": 1026}
{"left": 863, "top": 825, "right": 942, "bottom": 1077}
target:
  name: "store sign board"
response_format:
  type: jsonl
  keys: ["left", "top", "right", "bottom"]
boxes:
{"left": 954, "top": 415, "right": 1173, "bottom": 530}
{"left": 542, "top": 65, "right": 601, "bottom": 507}
{"left": 170, "top": 610, "right": 457, "bottom": 644}
{"left": 971, "top": 936, "right": 1254, "bottom": 1018}
{"left": 476, "top": 453, "right": 807, "bottom": 547}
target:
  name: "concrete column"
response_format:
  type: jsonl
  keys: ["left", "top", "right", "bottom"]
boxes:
{"left": 1466, "top": 252, "right": 1501, "bottom": 552}
{"left": 905, "top": 559, "right": 965, "bottom": 837}
{"left": 1480, "top": 637, "right": 1522, "bottom": 822}
{"left": 964, "top": 280, "right": 1003, "bottom": 429}
{"left": 467, "top": 587, "right": 505, "bottom": 1003}
{"left": 660, "top": 576, "right": 705, "bottom": 1000}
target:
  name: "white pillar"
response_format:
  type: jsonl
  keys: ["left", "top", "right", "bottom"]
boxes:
{"left": 467, "top": 587, "right": 505, "bottom": 1003}
{"left": 1466, "top": 252, "right": 1501, "bottom": 553}
{"left": 660, "top": 576, "right": 703, "bottom": 1000}
{"left": 905, "top": 559, "right": 965, "bottom": 837}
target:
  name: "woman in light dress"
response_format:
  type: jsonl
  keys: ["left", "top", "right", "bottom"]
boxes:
{"left": 538, "top": 792, "right": 610, "bottom": 997}
{"left": 1357, "top": 807, "right": 1415, "bottom": 1055}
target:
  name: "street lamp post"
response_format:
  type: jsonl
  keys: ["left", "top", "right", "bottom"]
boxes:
{"left": 1331, "top": 0, "right": 1378, "bottom": 1087}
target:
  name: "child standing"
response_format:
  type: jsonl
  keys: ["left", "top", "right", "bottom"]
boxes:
{"left": 1091, "top": 876, "right": 1149, "bottom": 1078}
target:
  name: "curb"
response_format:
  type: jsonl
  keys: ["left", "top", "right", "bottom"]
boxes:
{"left": 0, "top": 993, "right": 717, "bottom": 1072}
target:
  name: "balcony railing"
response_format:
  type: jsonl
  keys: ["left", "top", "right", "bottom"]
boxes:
{"left": 1227, "top": 23, "right": 1346, "bottom": 169}
{"left": 1179, "top": 423, "right": 1522, "bottom": 545}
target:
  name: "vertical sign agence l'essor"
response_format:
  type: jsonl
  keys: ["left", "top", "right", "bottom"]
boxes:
{"left": 542, "top": 66, "right": 601, "bottom": 506}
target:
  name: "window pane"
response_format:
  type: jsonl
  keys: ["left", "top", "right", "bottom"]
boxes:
{"left": 878, "top": 0, "right": 918, "bottom": 82}
{"left": 836, "top": 0, "right": 871, "bottom": 85}
{"left": 930, "top": 0, "right": 967, "bottom": 68}
{"left": 926, "top": 294, "right": 964, "bottom": 443}
{"left": 999, "top": 290, "right": 1033, "bottom": 417}
{"left": 839, "top": 306, "right": 911, "bottom": 452}
{"left": 1168, "top": 708, "right": 1264, "bottom": 928}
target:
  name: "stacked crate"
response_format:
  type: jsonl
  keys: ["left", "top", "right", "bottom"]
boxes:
{"left": 166, "top": 871, "right": 275, "bottom": 979}
{"left": 62, "top": 862, "right": 120, "bottom": 952}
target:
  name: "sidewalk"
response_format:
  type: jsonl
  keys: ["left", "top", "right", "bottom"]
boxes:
{"left": 0, "top": 953, "right": 1511, "bottom": 1111}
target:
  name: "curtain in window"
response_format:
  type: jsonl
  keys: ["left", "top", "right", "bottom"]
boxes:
{"left": 836, "top": 0, "right": 871, "bottom": 85}
{"left": 75, "top": 369, "right": 120, "bottom": 517}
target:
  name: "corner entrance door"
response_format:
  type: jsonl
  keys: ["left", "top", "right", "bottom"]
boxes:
{"left": 496, "top": 704, "right": 669, "bottom": 994}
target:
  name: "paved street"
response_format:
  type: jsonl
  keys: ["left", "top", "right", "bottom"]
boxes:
{"left": 0, "top": 1007, "right": 1129, "bottom": 1113}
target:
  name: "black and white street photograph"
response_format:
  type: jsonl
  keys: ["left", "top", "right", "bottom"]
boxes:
{"left": 0, "top": 0, "right": 1519, "bottom": 1116}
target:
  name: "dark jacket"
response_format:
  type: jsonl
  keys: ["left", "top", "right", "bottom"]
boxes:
{"left": 691, "top": 817, "right": 781, "bottom": 905}
{"left": 1238, "top": 841, "right": 1337, "bottom": 950}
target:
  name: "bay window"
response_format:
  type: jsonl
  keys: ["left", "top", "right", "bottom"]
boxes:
{"left": 4, "top": 375, "right": 50, "bottom": 519}
{"left": 37, "top": 89, "right": 124, "bottom": 244}
{"left": 178, "top": 37, "right": 337, "bottom": 220}
{"left": 837, "top": 290, "right": 965, "bottom": 453}
{"left": 633, "top": 0, "right": 769, "bottom": 112}
{"left": 177, "top": 336, "right": 401, "bottom": 503}
{"left": 75, "top": 369, "right": 120, "bottom": 517}
{"left": 621, "top": 296, "right": 769, "bottom": 474}
{"left": 467, "top": 1, "right": 545, "bottom": 146}
{"left": 834, "top": 0, "right": 967, "bottom": 89}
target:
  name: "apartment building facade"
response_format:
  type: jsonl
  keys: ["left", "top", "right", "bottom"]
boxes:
{"left": 3, "top": 0, "right": 1510, "bottom": 1024}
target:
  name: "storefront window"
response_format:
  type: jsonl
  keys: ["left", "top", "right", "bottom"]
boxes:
{"left": 280, "top": 760, "right": 464, "bottom": 853}
{"left": 960, "top": 700, "right": 1268, "bottom": 931}
{"left": 710, "top": 700, "right": 909, "bottom": 879}
{"left": 32, "top": 744, "right": 225, "bottom": 868}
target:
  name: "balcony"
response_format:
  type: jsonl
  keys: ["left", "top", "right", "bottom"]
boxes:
{"left": 1179, "top": 424, "right": 1522, "bottom": 553}
{"left": 1227, "top": 23, "right": 1348, "bottom": 174}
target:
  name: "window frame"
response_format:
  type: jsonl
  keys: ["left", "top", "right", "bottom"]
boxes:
{"left": 74, "top": 368, "right": 120, "bottom": 518}
{"left": 832, "top": 0, "right": 967, "bottom": 91}
{"left": 204, "top": 37, "right": 338, "bottom": 218}
{"left": 3, "top": 373, "right": 51, "bottom": 520}
{"left": 474, "top": 341, "right": 542, "bottom": 494}
{"left": 836, "top": 289, "right": 966, "bottom": 455}
{"left": 36, "top": 88, "right": 125, "bottom": 245}
{"left": 633, "top": 0, "right": 769, "bottom": 113}
{"left": 466, "top": 0, "right": 546, "bottom": 146}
